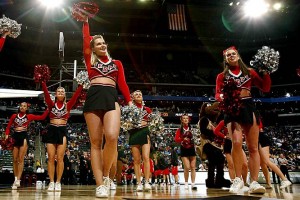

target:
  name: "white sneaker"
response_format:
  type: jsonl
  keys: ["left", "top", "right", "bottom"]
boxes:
{"left": 12, "top": 183, "right": 17, "bottom": 190}
{"left": 136, "top": 184, "right": 143, "bottom": 191}
{"left": 280, "top": 180, "right": 292, "bottom": 189}
{"left": 249, "top": 181, "right": 266, "bottom": 194}
{"left": 48, "top": 182, "right": 55, "bottom": 191}
{"left": 229, "top": 177, "right": 244, "bottom": 193}
{"left": 144, "top": 183, "right": 151, "bottom": 191}
{"left": 184, "top": 184, "right": 189, "bottom": 190}
{"left": 55, "top": 182, "right": 61, "bottom": 191}
{"left": 95, "top": 185, "right": 109, "bottom": 198}
{"left": 12, "top": 180, "right": 20, "bottom": 190}
{"left": 110, "top": 182, "right": 116, "bottom": 190}
{"left": 15, "top": 180, "right": 21, "bottom": 187}
{"left": 240, "top": 186, "right": 249, "bottom": 192}
{"left": 103, "top": 177, "right": 112, "bottom": 189}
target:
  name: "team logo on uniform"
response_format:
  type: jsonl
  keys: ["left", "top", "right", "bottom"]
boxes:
{"left": 93, "top": 61, "right": 118, "bottom": 76}
{"left": 51, "top": 105, "right": 67, "bottom": 118}
{"left": 15, "top": 115, "right": 28, "bottom": 126}
{"left": 226, "top": 74, "right": 250, "bottom": 87}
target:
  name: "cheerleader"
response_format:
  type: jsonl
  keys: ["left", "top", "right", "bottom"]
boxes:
{"left": 215, "top": 46, "right": 271, "bottom": 194}
{"left": 41, "top": 81, "right": 83, "bottom": 191}
{"left": 174, "top": 114, "right": 197, "bottom": 190}
{"left": 81, "top": 17, "right": 132, "bottom": 198}
{"left": 5, "top": 102, "right": 49, "bottom": 189}
{"left": 128, "top": 90, "right": 152, "bottom": 192}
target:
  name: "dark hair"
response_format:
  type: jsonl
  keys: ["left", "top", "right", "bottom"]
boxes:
{"left": 222, "top": 50, "right": 249, "bottom": 77}
{"left": 17, "top": 102, "right": 29, "bottom": 114}
{"left": 199, "top": 117, "right": 214, "bottom": 141}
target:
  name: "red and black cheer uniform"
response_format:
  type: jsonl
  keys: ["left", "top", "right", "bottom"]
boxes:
{"left": 174, "top": 125, "right": 196, "bottom": 157}
{"left": 42, "top": 82, "right": 83, "bottom": 144}
{"left": 215, "top": 66, "right": 271, "bottom": 125}
{"left": 82, "top": 22, "right": 131, "bottom": 112}
{"left": 0, "top": 37, "right": 6, "bottom": 52}
{"left": 128, "top": 103, "right": 152, "bottom": 146}
{"left": 214, "top": 120, "right": 232, "bottom": 154}
{"left": 5, "top": 110, "right": 49, "bottom": 147}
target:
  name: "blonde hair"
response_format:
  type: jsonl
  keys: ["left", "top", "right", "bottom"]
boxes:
{"left": 90, "top": 35, "right": 110, "bottom": 65}
{"left": 55, "top": 87, "right": 67, "bottom": 105}
{"left": 131, "top": 90, "right": 144, "bottom": 105}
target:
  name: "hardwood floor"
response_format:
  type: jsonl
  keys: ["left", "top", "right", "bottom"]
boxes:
{"left": 0, "top": 183, "right": 299, "bottom": 200}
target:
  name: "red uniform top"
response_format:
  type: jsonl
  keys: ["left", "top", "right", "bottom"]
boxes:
{"left": 174, "top": 125, "right": 190, "bottom": 143}
{"left": 82, "top": 22, "right": 131, "bottom": 104}
{"left": 135, "top": 102, "right": 152, "bottom": 128}
{"left": 0, "top": 37, "right": 6, "bottom": 52}
{"left": 213, "top": 120, "right": 227, "bottom": 139}
{"left": 215, "top": 67, "right": 271, "bottom": 101}
{"left": 5, "top": 110, "right": 49, "bottom": 135}
{"left": 42, "top": 82, "right": 83, "bottom": 121}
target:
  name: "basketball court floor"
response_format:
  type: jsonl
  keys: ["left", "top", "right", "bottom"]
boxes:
{"left": 0, "top": 183, "right": 298, "bottom": 200}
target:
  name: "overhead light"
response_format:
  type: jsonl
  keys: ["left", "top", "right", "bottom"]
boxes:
{"left": 38, "top": 0, "right": 63, "bottom": 8}
{"left": 243, "top": 0, "right": 270, "bottom": 18}
{"left": 273, "top": 2, "right": 282, "bottom": 11}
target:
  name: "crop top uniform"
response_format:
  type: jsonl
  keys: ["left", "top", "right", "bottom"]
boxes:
{"left": 215, "top": 67, "right": 271, "bottom": 101}
{"left": 5, "top": 110, "right": 49, "bottom": 146}
{"left": 82, "top": 22, "right": 131, "bottom": 107}
{"left": 215, "top": 67, "right": 271, "bottom": 124}
{"left": 41, "top": 82, "right": 83, "bottom": 144}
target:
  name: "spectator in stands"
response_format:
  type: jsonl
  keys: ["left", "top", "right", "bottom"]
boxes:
{"left": 128, "top": 90, "right": 152, "bottom": 192}
{"left": 36, "top": 159, "right": 41, "bottom": 170}
{"left": 258, "top": 121, "right": 292, "bottom": 189}
{"left": 41, "top": 81, "right": 83, "bottom": 191}
{"left": 5, "top": 102, "right": 49, "bottom": 189}
{"left": 215, "top": 46, "right": 271, "bottom": 194}
{"left": 81, "top": 16, "right": 132, "bottom": 198}
{"left": 0, "top": 30, "right": 10, "bottom": 52}
{"left": 174, "top": 114, "right": 197, "bottom": 190}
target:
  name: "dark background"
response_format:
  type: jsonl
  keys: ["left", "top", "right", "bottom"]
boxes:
{"left": 0, "top": 0, "right": 299, "bottom": 85}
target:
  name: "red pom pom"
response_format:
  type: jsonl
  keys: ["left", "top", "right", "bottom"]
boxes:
{"left": 34, "top": 64, "right": 51, "bottom": 83}
{"left": 71, "top": 2, "right": 99, "bottom": 22}
{"left": 0, "top": 137, "right": 15, "bottom": 150}
{"left": 219, "top": 77, "right": 242, "bottom": 117}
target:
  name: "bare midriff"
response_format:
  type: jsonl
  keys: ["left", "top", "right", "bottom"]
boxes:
{"left": 50, "top": 119, "right": 67, "bottom": 126}
{"left": 91, "top": 77, "right": 116, "bottom": 87}
{"left": 240, "top": 88, "right": 251, "bottom": 98}
{"left": 15, "top": 127, "right": 27, "bottom": 132}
